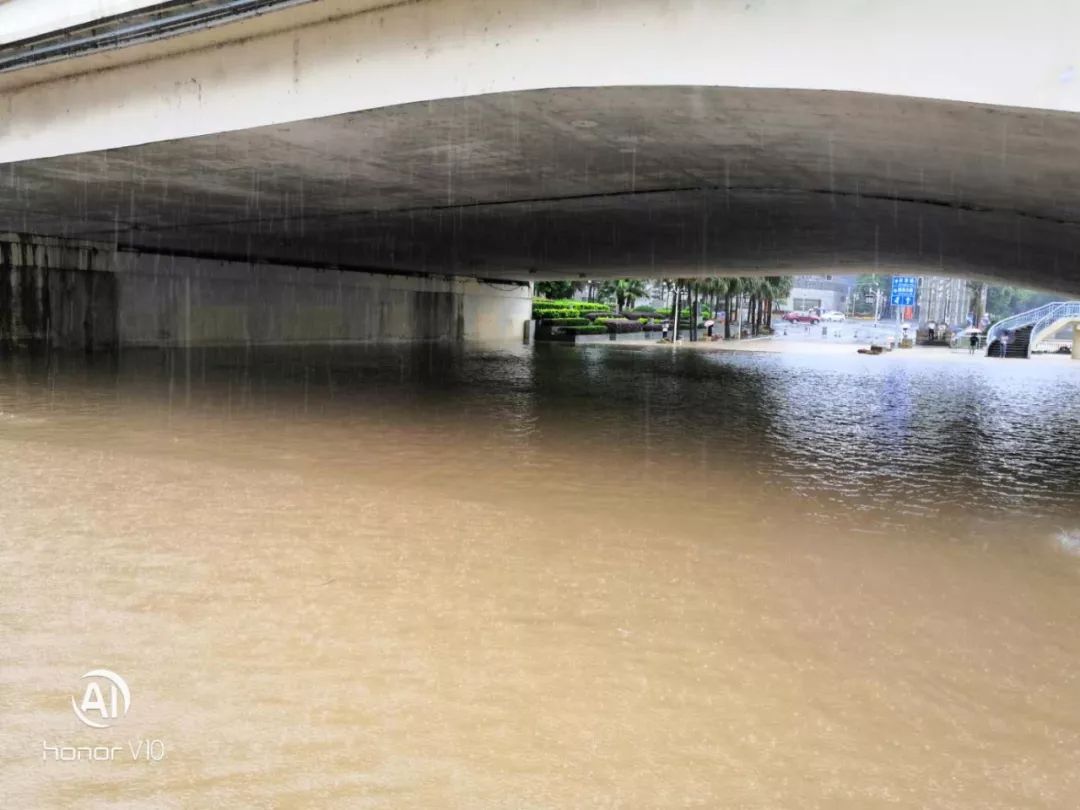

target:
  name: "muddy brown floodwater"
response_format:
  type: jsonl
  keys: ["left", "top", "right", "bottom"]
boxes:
{"left": 2, "top": 343, "right": 1080, "bottom": 808}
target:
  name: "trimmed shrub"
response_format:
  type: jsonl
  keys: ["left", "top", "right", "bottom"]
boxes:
{"left": 562, "top": 324, "right": 608, "bottom": 335}
{"left": 652, "top": 307, "right": 704, "bottom": 321}
{"left": 541, "top": 317, "right": 589, "bottom": 326}
{"left": 635, "top": 305, "right": 656, "bottom": 313}
{"left": 534, "top": 298, "right": 612, "bottom": 310}
{"left": 533, "top": 299, "right": 612, "bottom": 313}
{"left": 533, "top": 299, "right": 615, "bottom": 320}
{"left": 603, "top": 319, "right": 645, "bottom": 334}
{"left": 532, "top": 308, "right": 577, "bottom": 319}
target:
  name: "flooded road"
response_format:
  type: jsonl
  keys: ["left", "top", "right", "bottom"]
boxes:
{"left": 2, "top": 343, "right": 1080, "bottom": 808}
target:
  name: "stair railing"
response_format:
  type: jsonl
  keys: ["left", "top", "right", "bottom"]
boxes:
{"left": 1029, "top": 301, "right": 1080, "bottom": 346}
{"left": 986, "top": 302, "right": 1071, "bottom": 347}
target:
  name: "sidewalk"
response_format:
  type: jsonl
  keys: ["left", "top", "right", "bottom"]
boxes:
{"left": 613, "top": 337, "right": 1075, "bottom": 364}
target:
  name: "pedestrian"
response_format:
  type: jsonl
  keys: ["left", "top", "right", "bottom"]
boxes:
{"left": 968, "top": 331, "right": 979, "bottom": 354}
{"left": 661, "top": 320, "right": 670, "bottom": 341}
{"left": 1000, "top": 329, "right": 1011, "bottom": 358}
{"left": 927, "top": 321, "right": 936, "bottom": 342}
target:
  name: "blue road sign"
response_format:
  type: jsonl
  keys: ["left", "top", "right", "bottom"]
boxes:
{"left": 890, "top": 276, "right": 917, "bottom": 307}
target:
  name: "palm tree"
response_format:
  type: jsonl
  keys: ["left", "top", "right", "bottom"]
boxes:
{"left": 673, "top": 277, "right": 708, "bottom": 340}
{"left": 535, "top": 280, "right": 584, "bottom": 300}
{"left": 681, "top": 278, "right": 699, "bottom": 341}
{"left": 695, "top": 277, "right": 725, "bottom": 338}
{"left": 735, "top": 277, "right": 758, "bottom": 336}
{"left": 712, "top": 277, "right": 739, "bottom": 339}
{"left": 598, "top": 278, "right": 647, "bottom": 312}
{"left": 764, "top": 276, "right": 793, "bottom": 331}
{"left": 736, "top": 276, "right": 794, "bottom": 335}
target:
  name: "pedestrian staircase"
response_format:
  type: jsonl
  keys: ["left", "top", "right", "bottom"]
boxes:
{"left": 986, "top": 324, "right": 1032, "bottom": 358}
{"left": 986, "top": 301, "right": 1080, "bottom": 358}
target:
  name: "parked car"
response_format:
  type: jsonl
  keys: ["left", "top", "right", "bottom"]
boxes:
{"left": 820, "top": 311, "right": 846, "bottom": 322}
{"left": 782, "top": 310, "right": 820, "bottom": 325}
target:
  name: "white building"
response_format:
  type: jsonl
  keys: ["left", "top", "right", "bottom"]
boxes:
{"left": 918, "top": 276, "right": 970, "bottom": 327}
{"left": 783, "top": 276, "right": 852, "bottom": 313}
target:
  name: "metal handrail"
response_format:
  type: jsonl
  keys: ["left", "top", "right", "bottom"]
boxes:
{"left": 1030, "top": 301, "right": 1080, "bottom": 345}
{"left": 986, "top": 301, "right": 1074, "bottom": 345}
{"left": 0, "top": 0, "right": 317, "bottom": 74}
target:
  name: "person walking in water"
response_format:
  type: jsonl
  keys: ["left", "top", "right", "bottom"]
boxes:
{"left": 969, "top": 331, "right": 979, "bottom": 354}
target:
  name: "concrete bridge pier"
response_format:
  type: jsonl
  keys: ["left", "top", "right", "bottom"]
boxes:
{"left": 0, "top": 237, "right": 118, "bottom": 352}
{"left": 0, "top": 234, "right": 531, "bottom": 351}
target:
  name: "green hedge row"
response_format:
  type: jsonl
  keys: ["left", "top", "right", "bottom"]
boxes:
{"left": 617, "top": 314, "right": 665, "bottom": 323}
{"left": 534, "top": 310, "right": 610, "bottom": 320}
{"left": 533, "top": 299, "right": 613, "bottom": 319}
{"left": 561, "top": 324, "right": 608, "bottom": 335}
{"left": 541, "top": 317, "right": 590, "bottom": 326}
{"left": 534, "top": 298, "right": 613, "bottom": 311}
{"left": 604, "top": 320, "right": 644, "bottom": 333}
{"left": 534, "top": 306, "right": 610, "bottom": 312}
{"left": 652, "top": 308, "right": 713, "bottom": 320}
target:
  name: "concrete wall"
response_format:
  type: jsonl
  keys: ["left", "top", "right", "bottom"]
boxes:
{"left": 0, "top": 236, "right": 118, "bottom": 350}
{"left": 787, "top": 288, "right": 841, "bottom": 313}
{"left": 0, "top": 234, "right": 531, "bottom": 348}
{"left": 6, "top": 0, "right": 1080, "bottom": 162}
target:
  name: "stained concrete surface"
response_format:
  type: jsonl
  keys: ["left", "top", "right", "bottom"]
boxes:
{"left": 0, "top": 237, "right": 118, "bottom": 350}
{"left": 0, "top": 234, "right": 530, "bottom": 349}
{"left": 3, "top": 86, "right": 1080, "bottom": 292}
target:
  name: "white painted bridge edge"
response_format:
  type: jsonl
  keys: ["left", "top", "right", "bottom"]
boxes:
{"left": 4, "top": 0, "right": 1080, "bottom": 162}
{"left": 0, "top": 0, "right": 166, "bottom": 45}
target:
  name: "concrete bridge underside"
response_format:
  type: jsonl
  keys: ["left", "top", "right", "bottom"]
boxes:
{"left": 5, "top": 84, "right": 1080, "bottom": 293}
{"left": 5, "top": 0, "right": 1080, "bottom": 350}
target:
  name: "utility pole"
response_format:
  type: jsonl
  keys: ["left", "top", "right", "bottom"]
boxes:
{"left": 672, "top": 283, "right": 681, "bottom": 347}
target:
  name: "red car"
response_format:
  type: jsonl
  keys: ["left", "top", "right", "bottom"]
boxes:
{"left": 782, "top": 310, "right": 821, "bottom": 325}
